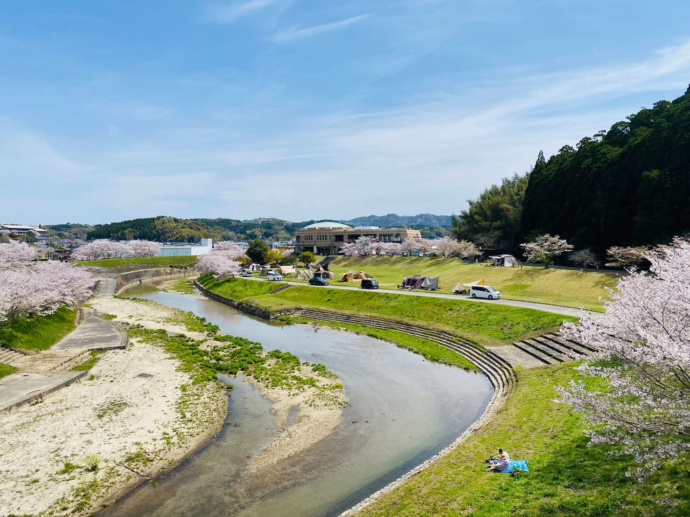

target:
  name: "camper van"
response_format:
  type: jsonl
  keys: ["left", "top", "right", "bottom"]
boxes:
{"left": 469, "top": 285, "right": 502, "bottom": 300}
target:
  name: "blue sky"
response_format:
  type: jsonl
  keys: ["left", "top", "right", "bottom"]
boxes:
{"left": 1, "top": 0, "right": 689, "bottom": 224}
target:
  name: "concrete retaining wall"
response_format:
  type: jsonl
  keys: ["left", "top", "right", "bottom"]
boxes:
{"left": 115, "top": 268, "right": 195, "bottom": 295}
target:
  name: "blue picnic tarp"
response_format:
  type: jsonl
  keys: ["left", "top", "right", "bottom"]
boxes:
{"left": 500, "top": 460, "right": 529, "bottom": 474}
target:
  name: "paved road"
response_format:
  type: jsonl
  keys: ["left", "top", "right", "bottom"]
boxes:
{"left": 244, "top": 277, "right": 593, "bottom": 318}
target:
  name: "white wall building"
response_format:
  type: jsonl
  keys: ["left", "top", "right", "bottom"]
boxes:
{"left": 157, "top": 238, "right": 213, "bottom": 257}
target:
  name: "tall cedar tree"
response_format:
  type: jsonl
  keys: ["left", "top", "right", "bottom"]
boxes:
{"left": 452, "top": 172, "right": 529, "bottom": 252}
{"left": 520, "top": 87, "right": 690, "bottom": 255}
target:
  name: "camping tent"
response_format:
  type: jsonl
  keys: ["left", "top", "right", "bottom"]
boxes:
{"left": 278, "top": 265, "right": 296, "bottom": 276}
{"left": 295, "top": 269, "right": 314, "bottom": 280}
{"left": 420, "top": 277, "right": 440, "bottom": 290}
{"left": 314, "top": 267, "right": 335, "bottom": 279}
{"left": 451, "top": 282, "right": 467, "bottom": 294}
{"left": 339, "top": 270, "right": 373, "bottom": 282}
{"left": 490, "top": 255, "right": 519, "bottom": 267}
{"left": 402, "top": 275, "right": 421, "bottom": 289}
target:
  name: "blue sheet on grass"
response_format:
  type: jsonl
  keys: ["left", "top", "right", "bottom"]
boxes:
{"left": 500, "top": 460, "right": 529, "bottom": 473}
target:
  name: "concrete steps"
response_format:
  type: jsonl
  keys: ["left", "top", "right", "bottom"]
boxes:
{"left": 0, "top": 347, "right": 29, "bottom": 366}
{"left": 292, "top": 308, "right": 516, "bottom": 397}
{"left": 510, "top": 332, "right": 593, "bottom": 366}
{"left": 270, "top": 284, "right": 293, "bottom": 295}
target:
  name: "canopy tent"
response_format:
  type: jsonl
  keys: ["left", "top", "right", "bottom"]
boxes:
{"left": 489, "top": 254, "right": 519, "bottom": 267}
{"left": 278, "top": 265, "right": 296, "bottom": 276}
{"left": 420, "top": 277, "right": 440, "bottom": 290}
{"left": 339, "top": 270, "right": 373, "bottom": 282}
{"left": 462, "top": 278, "right": 487, "bottom": 288}
{"left": 295, "top": 269, "right": 314, "bottom": 280}
{"left": 452, "top": 282, "right": 467, "bottom": 294}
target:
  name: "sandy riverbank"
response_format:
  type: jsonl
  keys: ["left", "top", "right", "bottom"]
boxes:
{"left": 0, "top": 340, "right": 226, "bottom": 516}
{"left": 92, "top": 295, "right": 347, "bottom": 474}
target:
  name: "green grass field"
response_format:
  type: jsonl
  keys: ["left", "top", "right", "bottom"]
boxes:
{"left": 199, "top": 277, "right": 574, "bottom": 346}
{"left": 0, "top": 363, "right": 18, "bottom": 379}
{"left": 359, "top": 364, "right": 690, "bottom": 517}
{"left": 0, "top": 307, "right": 78, "bottom": 351}
{"left": 326, "top": 257, "right": 619, "bottom": 312}
{"left": 75, "top": 256, "right": 197, "bottom": 269}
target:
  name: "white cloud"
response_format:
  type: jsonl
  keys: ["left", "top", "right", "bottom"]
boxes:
{"left": 272, "top": 14, "right": 370, "bottom": 43}
{"left": 203, "top": 0, "right": 279, "bottom": 24}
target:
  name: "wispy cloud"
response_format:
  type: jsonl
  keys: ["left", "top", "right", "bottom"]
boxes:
{"left": 272, "top": 14, "right": 370, "bottom": 43}
{"left": 203, "top": 0, "right": 278, "bottom": 24}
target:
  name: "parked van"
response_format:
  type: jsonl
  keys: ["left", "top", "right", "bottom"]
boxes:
{"left": 469, "top": 285, "right": 502, "bottom": 300}
{"left": 267, "top": 272, "right": 283, "bottom": 281}
{"left": 240, "top": 269, "right": 253, "bottom": 277}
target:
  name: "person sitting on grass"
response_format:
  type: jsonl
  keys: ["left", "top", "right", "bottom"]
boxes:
{"left": 486, "top": 448, "right": 510, "bottom": 472}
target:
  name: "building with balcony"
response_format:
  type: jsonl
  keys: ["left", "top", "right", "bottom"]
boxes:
{"left": 294, "top": 221, "right": 422, "bottom": 255}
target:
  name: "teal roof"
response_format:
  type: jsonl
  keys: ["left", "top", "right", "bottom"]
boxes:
{"left": 303, "top": 221, "right": 352, "bottom": 230}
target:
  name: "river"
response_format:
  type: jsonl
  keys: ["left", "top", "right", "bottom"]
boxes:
{"left": 102, "top": 284, "right": 493, "bottom": 517}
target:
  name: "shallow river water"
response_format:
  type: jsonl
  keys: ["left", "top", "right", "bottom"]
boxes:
{"left": 102, "top": 285, "right": 493, "bottom": 517}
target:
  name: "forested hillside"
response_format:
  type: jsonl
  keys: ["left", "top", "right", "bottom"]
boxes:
{"left": 84, "top": 214, "right": 450, "bottom": 242}
{"left": 521, "top": 87, "right": 690, "bottom": 253}
{"left": 453, "top": 87, "right": 690, "bottom": 255}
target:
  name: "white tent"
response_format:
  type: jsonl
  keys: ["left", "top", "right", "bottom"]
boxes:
{"left": 490, "top": 255, "right": 519, "bottom": 267}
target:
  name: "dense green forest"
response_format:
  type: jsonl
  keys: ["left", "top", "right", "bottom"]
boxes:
{"left": 454, "top": 87, "right": 690, "bottom": 256}
{"left": 521, "top": 87, "right": 690, "bottom": 254}
{"left": 451, "top": 173, "right": 529, "bottom": 250}
{"left": 83, "top": 214, "right": 450, "bottom": 242}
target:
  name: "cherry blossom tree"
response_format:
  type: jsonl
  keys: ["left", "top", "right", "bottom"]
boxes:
{"left": 214, "top": 241, "right": 248, "bottom": 259}
{"left": 559, "top": 238, "right": 690, "bottom": 478}
{"left": 377, "top": 242, "right": 402, "bottom": 256}
{"left": 0, "top": 261, "right": 95, "bottom": 325}
{"left": 569, "top": 248, "right": 598, "bottom": 271}
{"left": 128, "top": 240, "right": 160, "bottom": 258}
{"left": 429, "top": 237, "right": 464, "bottom": 258}
{"left": 72, "top": 239, "right": 131, "bottom": 261}
{"left": 196, "top": 252, "right": 242, "bottom": 278}
{"left": 605, "top": 246, "right": 648, "bottom": 268}
{"left": 521, "top": 234, "right": 574, "bottom": 268}
{"left": 457, "top": 240, "right": 482, "bottom": 261}
{"left": 0, "top": 242, "right": 37, "bottom": 270}
{"left": 341, "top": 236, "right": 376, "bottom": 257}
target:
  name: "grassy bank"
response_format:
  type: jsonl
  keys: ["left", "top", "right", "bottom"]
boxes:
{"left": 75, "top": 256, "right": 197, "bottom": 269}
{"left": 283, "top": 316, "right": 479, "bottom": 372}
{"left": 0, "top": 307, "right": 78, "bottom": 351}
{"left": 359, "top": 364, "right": 690, "bottom": 517}
{"left": 0, "top": 363, "right": 18, "bottom": 379}
{"left": 199, "top": 277, "right": 574, "bottom": 346}
{"left": 326, "top": 257, "right": 619, "bottom": 312}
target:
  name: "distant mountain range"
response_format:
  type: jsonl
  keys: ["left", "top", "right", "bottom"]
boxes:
{"left": 342, "top": 213, "right": 452, "bottom": 228}
{"left": 44, "top": 213, "right": 452, "bottom": 242}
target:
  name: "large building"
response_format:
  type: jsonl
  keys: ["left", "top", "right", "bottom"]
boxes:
{"left": 295, "top": 222, "right": 422, "bottom": 255}
{"left": 0, "top": 224, "right": 48, "bottom": 237}
{"left": 157, "top": 238, "right": 213, "bottom": 257}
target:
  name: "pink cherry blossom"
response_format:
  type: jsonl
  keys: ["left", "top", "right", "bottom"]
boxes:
{"left": 0, "top": 242, "right": 38, "bottom": 270}
{"left": 559, "top": 237, "right": 690, "bottom": 478}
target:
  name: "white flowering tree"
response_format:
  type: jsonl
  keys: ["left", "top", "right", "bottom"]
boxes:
{"left": 605, "top": 246, "right": 648, "bottom": 268}
{"left": 0, "top": 242, "right": 37, "bottom": 270}
{"left": 196, "top": 245, "right": 244, "bottom": 279}
{"left": 559, "top": 238, "right": 690, "bottom": 478}
{"left": 128, "top": 240, "right": 160, "bottom": 257}
{"left": 457, "top": 240, "right": 482, "bottom": 261}
{"left": 0, "top": 260, "right": 95, "bottom": 325}
{"left": 342, "top": 236, "right": 376, "bottom": 257}
{"left": 521, "top": 234, "right": 574, "bottom": 268}
{"left": 569, "top": 248, "right": 598, "bottom": 271}
{"left": 72, "top": 239, "right": 131, "bottom": 261}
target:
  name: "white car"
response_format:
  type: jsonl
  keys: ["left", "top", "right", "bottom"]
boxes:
{"left": 267, "top": 273, "right": 283, "bottom": 281}
{"left": 469, "top": 285, "right": 502, "bottom": 300}
{"left": 240, "top": 269, "right": 253, "bottom": 277}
